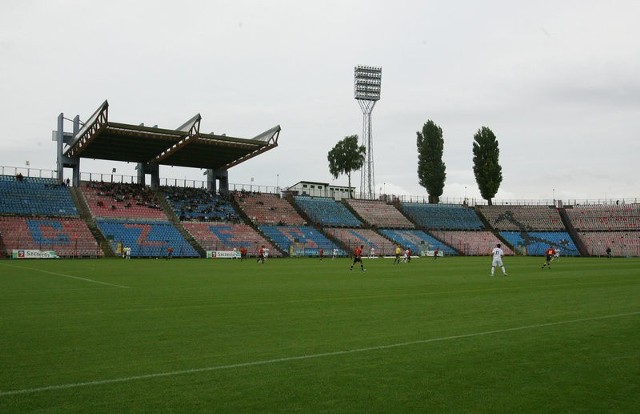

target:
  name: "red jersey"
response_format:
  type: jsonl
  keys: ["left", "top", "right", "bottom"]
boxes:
{"left": 546, "top": 247, "right": 556, "bottom": 256}
{"left": 354, "top": 246, "right": 363, "bottom": 258}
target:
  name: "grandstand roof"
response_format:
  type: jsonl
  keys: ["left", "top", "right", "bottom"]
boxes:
{"left": 63, "top": 100, "right": 280, "bottom": 170}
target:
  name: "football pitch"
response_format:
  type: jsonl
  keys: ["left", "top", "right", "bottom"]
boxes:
{"left": 1, "top": 256, "right": 639, "bottom": 413}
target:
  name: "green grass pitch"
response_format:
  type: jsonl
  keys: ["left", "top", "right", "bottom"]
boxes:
{"left": 1, "top": 256, "right": 639, "bottom": 413}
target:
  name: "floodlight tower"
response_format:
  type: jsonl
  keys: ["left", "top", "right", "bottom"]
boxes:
{"left": 354, "top": 65, "right": 382, "bottom": 199}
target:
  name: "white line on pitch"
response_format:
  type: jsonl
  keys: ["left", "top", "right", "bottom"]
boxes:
{"left": 1, "top": 264, "right": 130, "bottom": 289}
{"left": 1, "top": 310, "right": 637, "bottom": 397}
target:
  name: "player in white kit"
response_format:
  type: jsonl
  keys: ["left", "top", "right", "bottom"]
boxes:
{"left": 490, "top": 243, "right": 508, "bottom": 277}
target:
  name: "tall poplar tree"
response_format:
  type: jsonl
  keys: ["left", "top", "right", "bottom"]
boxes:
{"left": 417, "top": 120, "right": 446, "bottom": 204}
{"left": 472, "top": 126, "right": 503, "bottom": 205}
{"left": 327, "top": 135, "right": 366, "bottom": 198}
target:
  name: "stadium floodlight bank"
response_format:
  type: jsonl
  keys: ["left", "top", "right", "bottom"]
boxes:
{"left": 354, "top": 66, "right": 382, "bottom": 101}
{"left": 354, "top": 65, "right": 382, "bottom": 199}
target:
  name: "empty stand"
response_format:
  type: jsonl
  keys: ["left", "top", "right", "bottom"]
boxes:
{"left": 380, "top": 229, "right": 458, "bottom": 256}
{"left": 476, "top": 205, "right": 564, "bottom": 231}
{"left": 565, "top": 204, "right": 640, "bottom": 231}
{"left": 294, "top": 196, "right": 362, "bottom": 227}
{"left": 400, "top": 203, "right": 484, "bottom": 230}
{"left": 345, "top": 199, "right": 414, "bottom": 228}
{"left": 499, "top": 231, "right": 579, "bottom": 256}
{"left": 259, "top": 225, "right": 340, "bottom": 257}
{"left": 0, "top": 216, "right": 102, "bottom": 257}
{"left": 96, "top": 219, "right": 198, "bottom": 258}
{"left": 577, "top": 231, "right": 640, "bottom": 257}
{"left": 430, "top": 231, "right": 514, "bottom": 256}
{"left": 182, "top": 221, "right": 280, "bottom": 256}
{"left": 323, "top": 228, "right": 396, "bottom": 256}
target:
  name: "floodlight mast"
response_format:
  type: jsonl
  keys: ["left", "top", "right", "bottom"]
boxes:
{"left": 354, "top": 65, "right": 382, "bottom": 199}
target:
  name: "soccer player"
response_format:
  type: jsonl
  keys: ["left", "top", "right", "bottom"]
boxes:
{"left": 332, "top": 248, "right": 338, "bottom": 260}
{"left": 350, "top": 244, "right": 366, "bottom": 271}
{"left": 542, "top": 246, "right": 556, "bottom": 269}
{"left": 393, "top": 245, "right": 402, "bottom": 264}
{"left": 257, "top": 245, "right": 265, "bottom": 264}
{"left": 490, "top": 243, "right": 508, "bottom": 276}
{"left": 433, "top": 248, "right": 439, "bottom": 260}
{"left": 319, "top": 247, "right": 324, "bottom": 261}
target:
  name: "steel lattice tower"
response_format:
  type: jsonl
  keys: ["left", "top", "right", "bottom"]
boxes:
{"left": 354, "top": 65, "right": 382, "bottom": 199}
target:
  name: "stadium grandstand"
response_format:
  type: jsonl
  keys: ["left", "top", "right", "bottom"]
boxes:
{"left": 1, "top": 101, "right": 639, "bottom": 259}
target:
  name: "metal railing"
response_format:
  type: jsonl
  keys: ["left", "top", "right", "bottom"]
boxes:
{"left": 1, "top": 165, "right": 637, "bottom": 206}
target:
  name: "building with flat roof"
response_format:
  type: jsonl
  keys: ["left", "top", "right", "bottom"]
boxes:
{"left": 286, "top": 181, "right": 354, "bottom": 200}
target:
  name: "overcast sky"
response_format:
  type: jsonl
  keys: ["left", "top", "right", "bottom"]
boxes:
{"left": 1, "top": 0, "right": 638, "bottom": 202}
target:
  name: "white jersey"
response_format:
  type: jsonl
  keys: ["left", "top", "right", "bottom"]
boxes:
{"left": 491, "top": 247, "right": 504, "bottom": 266}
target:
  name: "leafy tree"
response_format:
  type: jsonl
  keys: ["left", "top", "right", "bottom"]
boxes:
{"left": 417, "top": 120, "right": 446, "bottom": 204}
{"left": 472, "top": 126, "right": 503, "bottom": 205}
{"left": 327, "top": 135, "right": 366, "bottom": 198}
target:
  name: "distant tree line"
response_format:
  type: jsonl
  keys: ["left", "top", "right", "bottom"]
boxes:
{"left": 328, "top": 122, "right": 503, "bottom": 204}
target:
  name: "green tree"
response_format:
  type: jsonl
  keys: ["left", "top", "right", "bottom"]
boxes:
{"left": 472, "top": 126, "right": 503, "bottom": 205}
{"left": 417, "top": 120, "right": 446, "bottom": 204}
{"left": 327, "top": 135, "right": 366, "bottom": 198}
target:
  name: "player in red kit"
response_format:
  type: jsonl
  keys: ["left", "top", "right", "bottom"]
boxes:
{"left": 542, "top": 246, "right": 556, "bottom": 269}
{"left": 350, "top": 245, "right": 366, "bottom": 272}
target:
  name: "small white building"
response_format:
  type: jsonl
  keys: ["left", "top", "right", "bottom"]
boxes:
{"left": 286, "top": 181, "right": 354, "bottom": 200}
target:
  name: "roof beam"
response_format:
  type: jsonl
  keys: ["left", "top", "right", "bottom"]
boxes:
{"left": 64, "top": 100, "right": 109, "bottom": 158}
{"left": 150, "top": 114, "right": 201, "bottom": 164}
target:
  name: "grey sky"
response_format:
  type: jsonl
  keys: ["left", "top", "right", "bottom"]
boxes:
{"left": 1, "top": 0, "right": 638, "bottom": 202}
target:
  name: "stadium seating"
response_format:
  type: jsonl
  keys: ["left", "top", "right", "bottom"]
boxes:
{"left": 565, "top": 204, "right": 640, "bottom": 231}
{"left": 293, "top": 196, "right": 362, "bottom": 227}
{"left": 163, "top": 186, "right": 240, "bottom": 222}
{"left": 234, "top": 192, "right": 306, "bottom": 226}
{"left": 323, "top": 228, "right": 396, "bottom": 256}
{"left": 499, "top": 231, "right": 579, "bottom": 256}
{"left": 181, "top": 221, "right": 280, "bottom": 257}
{"left": 96, "top": 219, "right": 198, "bottom": 258}
{"left": 0, "top": 216, "right": 102, "bottom": 257}
{"left": 0, "top": 175, "right": 77, "bottom": 216}
{"left": 259, "top": 225, "right": 341, "bottom": 257}
{"left": 577, "top": 231, "right": 640, "bottom": 257}
{"left": 400, "top": 203, "right": 484, "bottom": 230}
{"left": 345, "top": 199, "right": 414, "bottom": 228}
{"left": 80, "top": 182, "right": 169, "bottom": 220}
{"left": 379, "top": 229, "right": 458, "bottom": 256}
{"left": 476, "top": 205, "right": 564, "bottom": 231}
{"left": 429, "top": 230, "right": 514, "bottom": 256}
